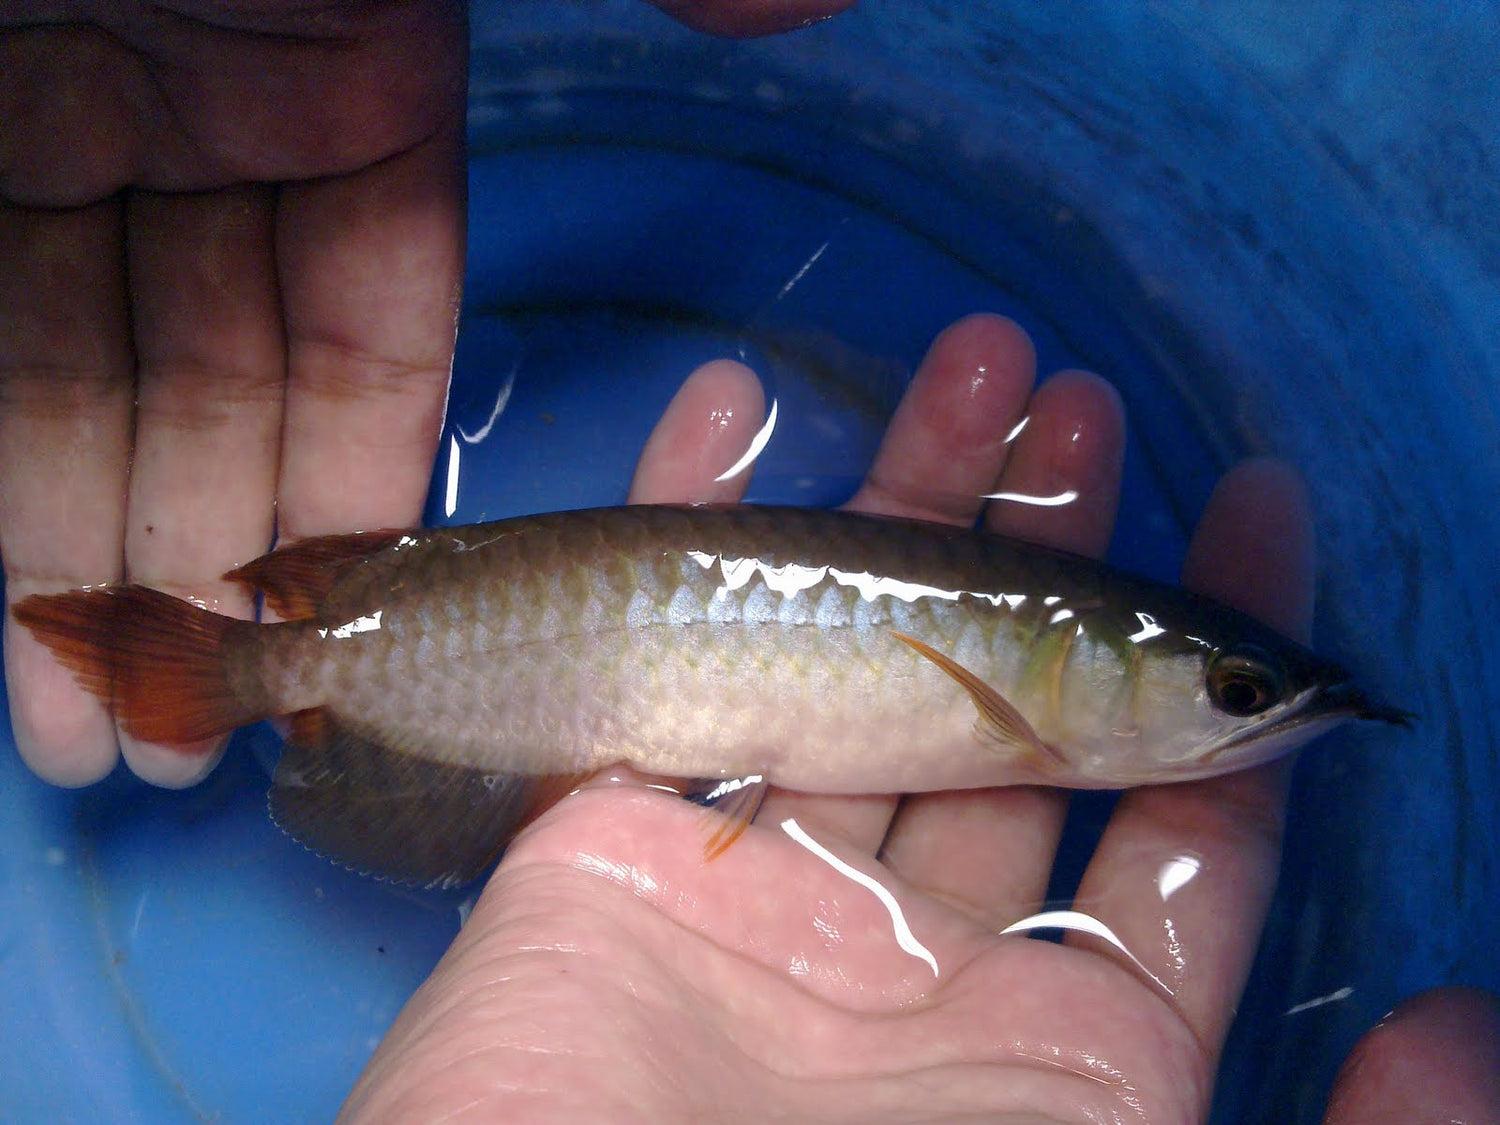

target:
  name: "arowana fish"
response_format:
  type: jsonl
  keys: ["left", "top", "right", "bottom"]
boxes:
{"left": 13, "top": 504, "right": 1405, "bottom": 888}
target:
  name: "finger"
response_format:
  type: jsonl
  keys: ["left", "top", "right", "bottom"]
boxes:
{"left": 1071, "top": 460, "right": 1315, "bottom": 1060}
{"left": 1181, "top": 458, "right": 1315, "bottom": 641}
{"left": 981, "top": 370, "right": 1126, "bottom": 557}
{"left": 763, "top": 314, "right": 1038, "bottom": 853}
{"left": 628, "top": 359, "right": 767, "bottom": 505}
{"left": 273, "top": 124, "right": 465, "bottom": 544}
{"left": 0, "top": 24, "right": 136, "bottom": 206}
{"left": 1323, "top": 987, "right": 1500, "bottom": 1124}
{"left": 847, "top": 313, "right": 1036, "bottom": 526}
{"left": 115, "top": 186, "right": 284, "bottom": 785}
{"left": 881, "top": 370, "right": 1126, "bottom": 926}
{"left": 647, "top": 0, "right": 858, "bottom": 37}
{"left": 0, "top": 200, "right": 133, "bottom": 786}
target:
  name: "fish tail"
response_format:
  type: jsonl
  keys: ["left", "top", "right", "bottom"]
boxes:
{"left": 13, "top": 586, "right": 261, "bottom": 746}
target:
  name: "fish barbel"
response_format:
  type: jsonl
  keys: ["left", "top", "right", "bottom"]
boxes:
{"left": 14, "top": 504, "right": 1403, "bottom": 887}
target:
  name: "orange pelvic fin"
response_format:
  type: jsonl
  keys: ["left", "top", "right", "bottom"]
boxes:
{"left": 272, "top": 710, "right": 590, "bottom": 889}
{"left": 224, "top": 528, "right": 408, "bottom": 621}
{"left": 12, "top": 586, "right": 259, "bottom": 745}
{"left": 687, "top": 774, "right": 770, "bottom": 860}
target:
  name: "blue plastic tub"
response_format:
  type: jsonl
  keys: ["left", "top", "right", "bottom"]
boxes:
{"left": 3, "top": 3, "right": 1496, "bottom": 1121}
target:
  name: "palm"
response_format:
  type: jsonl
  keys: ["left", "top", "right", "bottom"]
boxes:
{"left": 349, "top": 788, "right": 1209, "bottom": 1124}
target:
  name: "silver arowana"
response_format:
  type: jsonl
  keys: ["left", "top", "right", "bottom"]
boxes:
{"left": 14, "top": 505, "right": 1404, "bottom": 888}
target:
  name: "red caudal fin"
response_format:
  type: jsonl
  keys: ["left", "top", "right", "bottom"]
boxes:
{"left": 12, "top": 586, "right": 261, "bottom": 746}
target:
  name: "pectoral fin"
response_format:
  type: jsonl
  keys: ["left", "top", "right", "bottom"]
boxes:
{"left": 890, "top": 631, "right": 1066, "bottom": 766}
{"left": 271, "top": 709, "right": 587, "bottom": 889}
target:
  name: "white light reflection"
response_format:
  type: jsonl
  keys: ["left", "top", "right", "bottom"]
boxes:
{"left": 999, "top": 910, "right": 1171, "bottom": 996}
{"left": 1003, "top": 415, "right": 1030, "bottom": 444}
{"left": 1284, "top": 986, "right": 1354, "bottom": 1016}
{"left": 780, "top": 818, "right": 938, "bottom": 978}
{"left": 1128, "top": 612, "right": 1167, "bottom": 644}
{"left": 456, "top": 364, "right": 517, "bottom": 445}
{"left": 773, "top": 239, "right": 834, "bottom": 304}
{"left": 982, "top": 489, "right": 1079, "bottom": 508}
{"left": 445, "top": 366, "right": 517, "bottom": 518}
{"left": 687, "top": 549, "right": 1018, "bottom": 609}
{"left": 714, "top": 398, "right": 780, "bottom": 482}
{"left": 456, "top": 894, "right": 477, "bottom": 929}
{"left": 1156, "top": 855, "right": 1202, "bottom": 902}
{"left": 316, "top": 611, "right": 383, "bottom": 640}
{"left": 443, "top": 433, "right": 461, "bottom": 518}
{"left": 699, "top": 774, "right": 764, "bottom": 802}
{"left": 129, "top": 891, "right": 150, "bottom": 945}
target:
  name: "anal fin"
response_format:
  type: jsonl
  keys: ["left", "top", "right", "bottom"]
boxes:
{"left": 271, "top": 709, "right": 587, "bottom": 889}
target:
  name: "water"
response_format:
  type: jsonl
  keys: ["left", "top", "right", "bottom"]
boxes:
{"left": 2, "top": 3, "right": 1496, "bottom": 1122}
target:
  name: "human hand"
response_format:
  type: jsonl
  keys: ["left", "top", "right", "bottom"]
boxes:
{"left": 335, "top": 315, "right": 1498, "bottom": 1123}
{"left": 0, "top": 0, "right": 858, "bottom": 791}
{"left": 0, "top": 0, "right": 469, "bottom": 788}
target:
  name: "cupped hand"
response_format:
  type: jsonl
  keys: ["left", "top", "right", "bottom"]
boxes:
{"left": 340, "top": 317, "right": 1500, "bottom": 1123}
{"left": 330, "top": 315, "right": 1483, "bottom": 1125}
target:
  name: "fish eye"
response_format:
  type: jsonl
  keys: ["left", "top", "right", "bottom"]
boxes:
{"left": 1206, "top": 645, "right": 1288, "bottom": 717}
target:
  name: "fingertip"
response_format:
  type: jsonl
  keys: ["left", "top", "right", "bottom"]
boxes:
{"left": 890, "top": 313, "right": 1038, "bottom": 454}
{"left": 118, "top": 731, "right": 227, "bottom": 790}
{"left": 1038, "top": 369, "right": 1127, "bottom": 461}
{"left": 853, "top": 313, "right": 1037, "bottom": 524}
{"left": 1325, "top": 986, "right": 1500, "bottom": 1124}
{"left": 929, "top": 312, "right": 1037, "bottom": 373}
{"left": 5, "top": 624, "right": 119, "bottom": 787}
{"left": 1182, "top": 457, "right": 1315, "bottom": 643}
{"left": 629, "top": 359, "right": 767, "bottom": 504}
{"left": 984, "top": 368, "right": 1126, "bottom": 557}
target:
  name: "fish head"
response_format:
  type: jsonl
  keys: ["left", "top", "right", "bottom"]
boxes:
{"left": 1118, "top": 613, "right": 1410, "bottom": 783}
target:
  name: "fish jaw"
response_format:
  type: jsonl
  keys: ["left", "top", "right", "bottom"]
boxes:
{"left": 1044, "top": 674, "right": 1402, "bottom": 789}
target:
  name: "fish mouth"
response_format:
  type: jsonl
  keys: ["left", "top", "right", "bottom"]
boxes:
{"left": 1315, "top": 681, "right": 1415, "bottom": 728}
{"left": 1209, "top": 680, "right": 1412, "bottom": 763}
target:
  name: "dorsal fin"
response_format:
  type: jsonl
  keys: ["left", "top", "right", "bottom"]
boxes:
{"left": 270, "top": 708, "right": 589, "bottom": 889}
{"left": 224, "top": 529, "right": 408, "bottom": 621}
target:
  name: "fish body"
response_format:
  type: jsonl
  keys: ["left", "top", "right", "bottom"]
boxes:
{"left": 14, "top": 504, "right": 1399, "bottom": 886}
